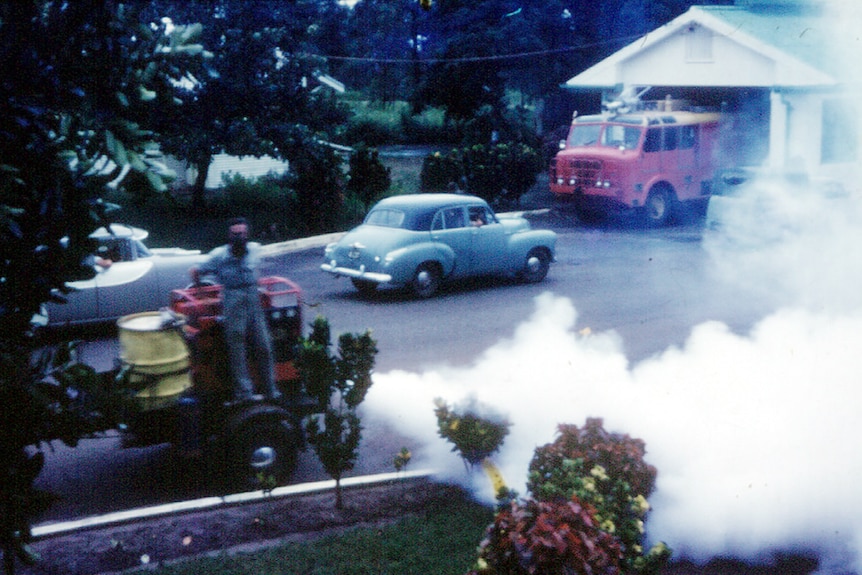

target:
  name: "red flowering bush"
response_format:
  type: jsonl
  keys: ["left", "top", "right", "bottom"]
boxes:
{"left": 526, "top": 418, "right": 668, "bottom": 573}
{"left": 467, "top": 418, "right": 670, "bottom": 575}
{"left": 468, "top": 496, "right": 623, "bottom": 575}
{"left": 528, "top": 418, "right": 657, "bottom": 499}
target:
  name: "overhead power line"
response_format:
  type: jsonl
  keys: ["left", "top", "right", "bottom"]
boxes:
{"left": 292, "top": 33, "right": 645, "bottom": 65}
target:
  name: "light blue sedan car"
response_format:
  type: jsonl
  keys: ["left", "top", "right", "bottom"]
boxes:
{"left": 321, "top": 194, "right": 556, "bottom": 298}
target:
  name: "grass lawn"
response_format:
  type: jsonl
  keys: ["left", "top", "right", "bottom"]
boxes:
{"left": 129, "top": 490, "right": 493, "bottom": 575}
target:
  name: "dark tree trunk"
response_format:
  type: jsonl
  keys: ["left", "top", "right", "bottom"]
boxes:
{"left": 191, "top": 153, "right": 213, "bottom": 208}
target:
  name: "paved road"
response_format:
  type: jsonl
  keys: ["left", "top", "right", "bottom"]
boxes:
{"left": 33, "top": 211, "right": 775, "bottom": 523}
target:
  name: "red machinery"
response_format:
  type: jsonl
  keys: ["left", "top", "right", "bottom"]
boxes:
{"left": 170, "top": 276, "right": 304, "bottom": 398}
{"left": 117, "top": 276, "right": 316, "bottom": 489}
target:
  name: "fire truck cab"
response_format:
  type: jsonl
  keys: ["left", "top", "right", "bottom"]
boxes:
{"left": 550, "top": 98, "right": 721, "bottom": 226}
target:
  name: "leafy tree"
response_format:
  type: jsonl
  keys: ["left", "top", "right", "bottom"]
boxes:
{"left": 0, "top": 3, "right": 206, "bottom": 572}
{"left": 297, "top": 316, "right": 378, "bottom": 509}
{"left": 141, "top": 0, "right": 349, "bottom": 207}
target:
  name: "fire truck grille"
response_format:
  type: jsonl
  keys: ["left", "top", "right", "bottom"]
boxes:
{"left": 571, "top": 159, "right": 602, "bottom": 182}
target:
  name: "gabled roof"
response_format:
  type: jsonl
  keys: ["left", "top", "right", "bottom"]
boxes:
{"left": 564, "top": 2, "right": 849, "bottom": 90}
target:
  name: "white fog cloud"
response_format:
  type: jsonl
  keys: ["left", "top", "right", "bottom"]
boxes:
{"left": 366, "top": 1, "right": 862, "bottom": 571}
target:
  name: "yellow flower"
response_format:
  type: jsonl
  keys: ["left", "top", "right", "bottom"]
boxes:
{"left": 590, "top": 465, "right": 609, "bottom": 481}
{"left": 636, "top": 519, "right": 644, "bottom": 533}
{"left": 631, "top": 494, "right": 650, "bottom": 516}
{"left": 632, "top": 544, "right": 643, "bottom": 554}
{"left": 600, "top": 519, "right": 616, "bottom": 534}
{"left": 582, "top": 477, "right": 596, "bottom": 492}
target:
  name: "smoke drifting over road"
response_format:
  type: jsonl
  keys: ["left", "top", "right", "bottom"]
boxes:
{"left": 366, "top": 2, "right": 862, "bottom": 572}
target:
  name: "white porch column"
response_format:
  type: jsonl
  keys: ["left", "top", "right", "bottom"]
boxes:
{"left": 768, "top": 89, "right": 788, "bottom": 170}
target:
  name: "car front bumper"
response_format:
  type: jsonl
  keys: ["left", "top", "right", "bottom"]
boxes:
{"left": 320, "top": 263, "right": 392, "bottom": 284}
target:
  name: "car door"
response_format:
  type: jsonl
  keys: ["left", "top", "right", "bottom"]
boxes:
{"left": 431, "top": 206, "right": 472, "bottom": 278}
{"left": 467, "top": 204, "right": 508, "bottom": 274}
{"left": 93, "top": 259, "right": 158, "bottom": 319}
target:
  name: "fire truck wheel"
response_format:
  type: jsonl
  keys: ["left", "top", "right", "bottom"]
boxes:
{"left": 520, "top": 247, "right": 551, "bottom": 283}
{"left": 643, "top": 187, "right": 674, "bottom": 226}
{"left": 226, "top": 411, "right": 299, "bottom": 489}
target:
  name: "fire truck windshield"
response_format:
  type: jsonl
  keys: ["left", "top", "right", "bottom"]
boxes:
{"left": 566, "top": 123, "right": 642, "bottom": 150}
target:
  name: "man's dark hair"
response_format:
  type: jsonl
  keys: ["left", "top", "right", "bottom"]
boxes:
{"left": 228, "top": 217, "right": 249, "bottom": 228}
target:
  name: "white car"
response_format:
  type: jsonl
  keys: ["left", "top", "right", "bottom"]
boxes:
{"left": 39, "top": 224, "right": 206, "bottom": 326}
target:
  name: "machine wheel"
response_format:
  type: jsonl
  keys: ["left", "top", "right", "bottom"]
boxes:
{"left": 643, "top": 186, "right": 674, "bottom": 227}
{"left": 411, "top": 263, "right": 441, "bottom": 299}
{"left": 225, "top": 406, "right": 299, "bottom": 489}
{"left": 520, "top": 247, "right": 551, "bottom": 283}
{"left": 351, "top": 278, "right": 378, "bottom": 295}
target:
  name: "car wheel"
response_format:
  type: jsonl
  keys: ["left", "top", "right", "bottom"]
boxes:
{"left": 643, "top": 186, "right": 674, "bottom": 227}
{"left": 225, "top": 407, "right": 298, "bottom": 489}
{"left": 411, "top": 263, "right": 441, "bottom": 299}
{"left": 520, "top": 247, "right": 550, "bottom": 283}
{"left": 351, "top": 278, "right": 378, "bottom": 295}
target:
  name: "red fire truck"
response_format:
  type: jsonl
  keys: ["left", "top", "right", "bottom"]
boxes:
{"left": 549, "top": 98, "right": 722, "bottom": 226}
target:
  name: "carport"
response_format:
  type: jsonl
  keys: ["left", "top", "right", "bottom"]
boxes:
{"left": 561, "top": 0, "right": 860, "bottom": 185}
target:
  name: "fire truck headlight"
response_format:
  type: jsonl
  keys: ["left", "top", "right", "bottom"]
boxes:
{"left": 603, "top": 180, "right": 611, "bottom": 188}
{"left": 568, "top": 177, "right": 577, "bottom": 186}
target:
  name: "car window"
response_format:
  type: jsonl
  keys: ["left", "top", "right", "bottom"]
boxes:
{"left": 468, "top": 205, "right": 496, "bottom": 226}
{"left": 431, "top": 207, "right": 468, "bottom": 230}
{"left": 132, "top": 239, "right": 151, "bottom": 258}
{"left": 365, "top": 208, "right": 406, "bottom": 228}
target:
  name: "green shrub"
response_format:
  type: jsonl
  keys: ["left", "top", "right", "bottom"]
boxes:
{"left": 288, "top": 145, "right": 346, "bottom": 235}
{"left": 346, "top": 145, "right": 391, "bottom": 206}
{"left": 421, "top": 151, "right": 463, "bottom": 192}
{"left": 433, "top": 397, "right": 511, "bottom": 469}
{"left": 419, "top": 143, "right": 543, "bottom": 206}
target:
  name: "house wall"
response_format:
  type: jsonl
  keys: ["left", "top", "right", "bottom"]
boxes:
{"left": 165, "top": 154, "right": 291, "bottom": 191}
{"left": 620, "top": 27, "right": 777, "bottom": 87}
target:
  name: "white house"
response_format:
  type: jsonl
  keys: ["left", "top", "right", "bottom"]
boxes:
{"left": 562, "top": 0, "right": 862, "bottom": 185}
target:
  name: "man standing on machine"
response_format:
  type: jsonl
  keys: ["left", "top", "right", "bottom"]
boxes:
{"left": 190, "top": 217, "right": 281, "bottom": 402}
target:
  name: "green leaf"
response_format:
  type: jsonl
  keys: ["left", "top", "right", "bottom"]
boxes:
{"left": 137, "top": 85, "right": 157, "bottom": 102}
{"left": 144, "top": 170, "right": 167, "bottom": 192}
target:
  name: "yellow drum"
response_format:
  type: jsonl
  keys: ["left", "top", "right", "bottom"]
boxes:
{"left": 117, "top": 311, "right": 192, "bottom": 411}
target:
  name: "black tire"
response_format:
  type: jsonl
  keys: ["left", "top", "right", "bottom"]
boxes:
{"left": 643, "top": 187, "right": 674, "bottom": 227}
{"left": 226, "top": 409, "right": 299, "bottom": 489}
{"left": 520, "top": 247, "right": 550, "bottom": 283}
{"left": 411, "top": 263, "right": 441, "bottom": 299}
{"left": 351, "top": 278, "right": 378, "bottom": 295}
